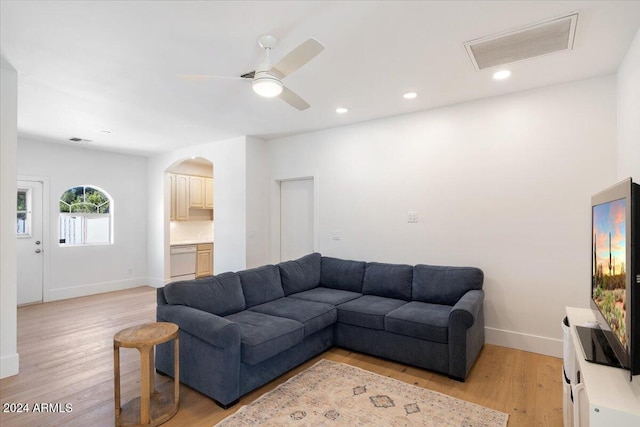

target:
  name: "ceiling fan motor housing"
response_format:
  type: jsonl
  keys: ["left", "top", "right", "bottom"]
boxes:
{"left": 251, "top": 35, "right": 284, "bottom": 97}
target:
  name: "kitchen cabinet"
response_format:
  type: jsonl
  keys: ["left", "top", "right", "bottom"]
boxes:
{"left": 205, "top": 178, "right": 214, "bottom": 209}
{"left": 189, "top": 176, "right": 214, "bottom": 210}
{"left": 170, "top": 173, "right": 213, "bottom": 221}
{"left": 169, "top": 174, "right": 176, "bottom": 221}
{"left": 189, "top": 176, "right": 204, "bottom": 208}
{"left": 196, "top": 243, "right": 213, "bottom": 278}
{"left": 174, "top": 174, "right": 189, "bottom": 221}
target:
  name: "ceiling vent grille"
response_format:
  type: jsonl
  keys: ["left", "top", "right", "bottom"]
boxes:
{"left": 69, "top": 137, "right": 91, "bottom": 143}
{"left": 464, "top": 13, "right": 578, "bottom": 71}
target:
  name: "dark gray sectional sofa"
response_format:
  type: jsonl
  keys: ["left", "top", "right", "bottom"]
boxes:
{"left": 156, "top": 253, "right": 485, "bottom": 408}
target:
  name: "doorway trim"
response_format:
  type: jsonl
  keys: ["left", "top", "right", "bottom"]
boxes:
{"left": 272, "top": 175, "right": 319, "bottom": 262}
{"left": 17, "top": 175, "right": 51, "bottom": 302}
{"left": 163, "top": 157, "right": 215, "bottom": 281}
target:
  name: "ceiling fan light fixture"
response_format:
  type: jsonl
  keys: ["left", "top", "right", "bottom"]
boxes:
{"left": 252, "top": 72, "right": 283, "bottom": 98}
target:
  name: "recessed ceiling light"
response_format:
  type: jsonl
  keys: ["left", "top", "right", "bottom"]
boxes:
{"left": 403, "top": 92, "right": 418, "bottom": 99}
{"left": 493, "top": 69, "right": 512, "bottom": 80}
{"left": 336, "top": 107, "right": 349, "bottom": 114}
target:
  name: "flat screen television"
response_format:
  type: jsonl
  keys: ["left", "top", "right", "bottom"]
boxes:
{"left": 577, "top": 178, "right": 639, "bottom": 380}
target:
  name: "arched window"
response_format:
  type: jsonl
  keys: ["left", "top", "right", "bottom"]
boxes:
{"left": 59, "top": 185, "right": 113, "bottom": 246}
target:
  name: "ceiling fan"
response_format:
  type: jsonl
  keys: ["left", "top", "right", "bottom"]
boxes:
{"left": 180, "top": 35, "right": 324, "bottom": 111}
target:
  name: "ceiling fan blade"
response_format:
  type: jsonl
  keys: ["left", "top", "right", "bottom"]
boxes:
{"left": 271, "top": 38, "right": 325, "bottom": 79}
{"left": 177, "top": 74, "right": 246, "bottom": 81}
{"left": 279, "top": 87, "right": 310, "bottom": 111}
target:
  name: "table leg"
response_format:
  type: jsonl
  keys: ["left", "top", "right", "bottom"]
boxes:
{"left": 139, "top": 345, "right": 151, "bottom": 424}
{"left": 149, "top": 346, "right": 156, "bottom": 395}
{"left": 114, "top": 344, "right": 121, "bottom": 426}
{"left": 174, "top": 336, "right": 180, "bottom": 407}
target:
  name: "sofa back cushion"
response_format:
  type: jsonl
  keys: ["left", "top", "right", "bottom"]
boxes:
{"left": 238, "top": 265, "right": 284, "bottom": 308}
{"left": 320, "top": 257, "right": 366, "bottom": 293}
{"left": 164, "top": 272, "right": 245, "bottom": 316}
{"left": 412, "top": 265, "right": 484, "bottom": 306}
{"left": 278, "top": 253, "right": 321, "bottom": 296}
{"left": 362, "top": 262, "right": 413, "bottom": 300}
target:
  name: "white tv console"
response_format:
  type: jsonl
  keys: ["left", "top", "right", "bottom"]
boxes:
{"left": 564, "top": 307, "right": 640, "bottom": 427}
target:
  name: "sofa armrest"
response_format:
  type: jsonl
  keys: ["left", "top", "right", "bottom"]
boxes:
{"left": 156, "top": 303, "right": 242, "bottom": 406}
{"left": 449, "top": 289, "right": 484, "bottom": 329}
{"left": 448, "top": 289, "right": 485, "bottom": 380}
{"left": 157, "top": 287, "right": 168, "bottom": 305}
{"left": 157, "top": 304, "right": 240, "bottom": 350}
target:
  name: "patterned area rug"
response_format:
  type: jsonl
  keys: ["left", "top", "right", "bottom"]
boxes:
{"left": 216, "top": 360, "right": 508, "bottom": 426}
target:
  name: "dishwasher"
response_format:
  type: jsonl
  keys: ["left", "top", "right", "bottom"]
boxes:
{"left": 170, "top": 245, "right": 197, "bottom": 281}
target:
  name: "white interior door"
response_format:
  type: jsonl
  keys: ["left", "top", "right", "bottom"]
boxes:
{"left": 280, "top": 178, "right": 314, "bottom": 261}
{"left": 17, "top": 180, "right": 44, "bottom": 305}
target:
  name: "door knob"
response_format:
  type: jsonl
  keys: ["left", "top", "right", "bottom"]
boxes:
{"left": 35, "top": 249, "right": 42, "bottom": 254}
{"left": 35, "top": 240, "right": 41, "bottom": 245}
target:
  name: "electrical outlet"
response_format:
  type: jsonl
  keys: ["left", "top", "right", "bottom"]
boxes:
{"left": 332, "top": 231, "right": 341, "bottom": 241}
{"left": 408, "top": 211, "right": 418, "bottom": 223}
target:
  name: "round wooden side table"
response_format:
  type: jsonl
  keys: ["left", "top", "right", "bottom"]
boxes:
{"left": 114, "top": 322, "right": 179, "bottom": 427}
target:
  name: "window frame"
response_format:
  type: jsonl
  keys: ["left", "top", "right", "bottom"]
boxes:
{"left": 17, "top": 188, "right": 32, "bottom": 238}
{"left": 58, "top": 185, "right": 113, "bottom": 247}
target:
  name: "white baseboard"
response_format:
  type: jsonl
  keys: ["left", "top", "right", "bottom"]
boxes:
{"left": 47, "top": 277, "right": 150, "bottom": 301}
{"left": 145, "top": 277, "right": 167, "bottom": 288}
{"left": 485, "top": 326, "right": 563, "bottom": 358}
{"left": 1, "top": 353, "right": 19, "bottom": 379}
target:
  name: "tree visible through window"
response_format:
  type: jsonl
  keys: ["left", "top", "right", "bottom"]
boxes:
{"left": 59, "top": 186, "right": 112, "bottom": 245}
{"left": 17, "top": 189, "right": 29, "bottom": 236}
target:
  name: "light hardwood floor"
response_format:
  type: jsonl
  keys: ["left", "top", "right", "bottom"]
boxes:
{"left": 0, "top": 286, "right": 563, "bottom": 426}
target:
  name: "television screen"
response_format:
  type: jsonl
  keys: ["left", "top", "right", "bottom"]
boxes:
{"left": 592, "top": 197, "right": 627, "bottom": 350}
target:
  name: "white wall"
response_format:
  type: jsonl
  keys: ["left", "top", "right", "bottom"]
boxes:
{"left": 0, "top": 57, "right": 19, "bottom": 378}
{"left": 267, "top": 76, "right": 618, "bottom": 357}
{"left": 246, "top": 136, "right": 270, "bottom": 268}
{"left": 16, "top": 138, "right": 148, "bottom": 300}
{"left": 617, "top": 27, "right": 640, "bottom": 181}
{"left": 147, "top": 136, "right": 249, "bottom": 284}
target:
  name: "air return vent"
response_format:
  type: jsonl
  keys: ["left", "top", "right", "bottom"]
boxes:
{"left": 68, "top": 137, "right": 91, "bottom": 143}
{"left": 464, "top": 13, "right": 578, "bottom": 71}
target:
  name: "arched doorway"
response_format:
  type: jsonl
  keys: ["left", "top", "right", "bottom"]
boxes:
{"left": 165, "top": 157, "right": 214, "bottom": 280}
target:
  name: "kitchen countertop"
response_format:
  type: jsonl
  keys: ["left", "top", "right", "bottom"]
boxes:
{"left": 170, "top": 240, "right": 213, "bottom": 246}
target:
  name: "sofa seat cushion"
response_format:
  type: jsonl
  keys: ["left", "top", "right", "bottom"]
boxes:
{"left": 337, "top": 295, "right": 407, "bottom": 330}
{"left": 224, "top": 311, "right": 304, "bottom": 365}
{"left": 289, "top": 287, "right": 362, "bottom": 306}
{"left": 385, "top": 301, "right": 451, "bottom": 344}
{"left": 249, "top": 298, "right": 336, "bottom": 337}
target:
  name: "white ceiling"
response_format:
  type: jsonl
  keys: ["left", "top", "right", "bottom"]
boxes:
{"left": 2, "top": 1, "right": 639, "bottom": 157}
